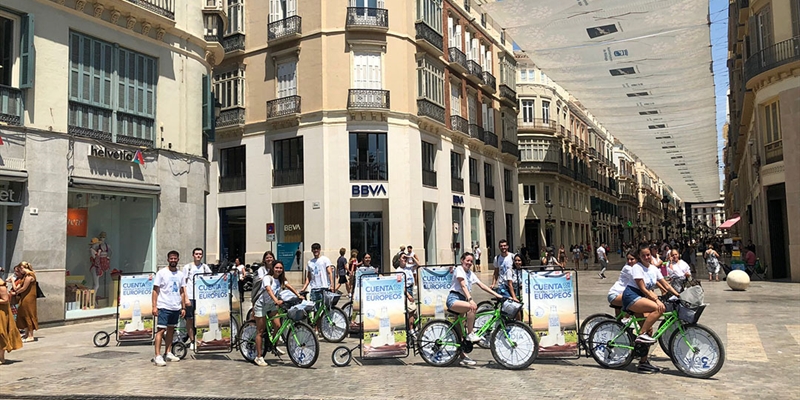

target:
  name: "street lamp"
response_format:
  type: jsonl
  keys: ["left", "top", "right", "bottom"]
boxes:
{"left": 661, "top": 195, "right": 670, "bottom": 240}
{"left": 545, "top": 200, "right": 554, "bottom": 248}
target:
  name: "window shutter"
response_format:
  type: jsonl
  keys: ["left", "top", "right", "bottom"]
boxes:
{"left": 482, "top": 103, "right": 488, "bottom": 130}
{"left": 20, "top": 14, "right": 35, "bottom": 89}
{"left": 269, "top": 0, "right": 281, "bottom": 22}
{"left": 202, "top": 74, "right": 214, "bottom": 138}
{"left": 447, "top": 17, "right": 455, "bottom": 48}
{"left": 287, "top": 0, "right": 297, "bottom": 17}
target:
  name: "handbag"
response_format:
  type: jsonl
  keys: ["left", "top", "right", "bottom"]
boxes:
{"left": 36, "top": 282, "right": 45, "bottom": 299}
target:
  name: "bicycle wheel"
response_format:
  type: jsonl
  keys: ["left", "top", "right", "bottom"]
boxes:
{"left": 588, "top": 320, "right": 635, "bottom": 369}
{"left": 657, "top": 319, "right": 679, "bottom": 358}
{"left": 341, "top": 301, "right": 353, "bottom": 320}
{"left": 93, "top": 331, "right": 110, "bottom": 347}
{"left": 286, "top": 322, "right": 319, "bottom": 368}
{"left": 319, "top": 307, "right": 348, "bottom": 343}
{"left": 171, "top": 341, "right": 188, "bottom": 359}
{"left": 237, "top": 321, "right": 260, "bottom": 362}
{"left": 417, "top": 320, "right": 461, "bottom": 367}
{"left": 229, "top": 317, "right": 240, "bottom": 348}
{"left": 669, "top": 323, "right": 725, "bottom": 379}
{"left": 331, "top": 345, "right": 352, "bottom": 367}
{"left": 474, "top": 305, "right": 495, "bottom": 349}
{"left": 246, "top": 307, "right": 254, "bottom": 322}
{"left": 490, "top": 321, "right": 539, "bottom": 370}
{"left": 579, "top": 313, "right": 615, "bottom": 345}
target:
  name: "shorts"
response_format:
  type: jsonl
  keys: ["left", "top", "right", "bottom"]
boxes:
{"left": 156, "top": 308, "right": 181, "bottom": 328}
{"left": 475, "top": 259, "right": 481, "bottom": 265}
{"left": 310, "top": 288, "right": 325, "bottom": 303}
{"left": 253, "top": 300, "right": 277, "bottom": 318}
{"left": 406, "top": 285, "right": 414, "bottom": 298}
{"left": 607, "top": 293, "right": 620, "bottom": 304}
{"left": 338, "top": 274, "right": 348, "bottom": 284}
{"left": 184, "top": 300, "right": 197, "bottom": 319}
{"left": 621, "top": 286, "right": 646, "bottom": 312}
{"left": 446, "top": 291, "right": 467, "bottom": 310}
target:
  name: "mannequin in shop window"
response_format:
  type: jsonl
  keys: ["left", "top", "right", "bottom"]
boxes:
{"left": 90, "top": 232, "right": 112, "bottom": 293}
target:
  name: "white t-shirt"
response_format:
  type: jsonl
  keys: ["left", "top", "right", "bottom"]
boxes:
{"left": 474, "top": 247, "right": 482, "bottom": 261}
{"left": 236, "top": 264, "right": 245, "bottom": 281}
{"left": 628, "top": 262, "right": 660, "bottom": 291}
{"left": 257, "top": 265, "right": 269, "bottom": 280}
{"left": 256, "top": 275, "right": 282, "bottom": 307}
{"left": 596, "top": 246, "right": 607, "bottom": 261}
{"left": 405, "top": 252, "right": 418, "bottom": 268}
{"left": 450, "top": 266, "right": 481, "bottom": 297}
{"left": 669, "top": 260, "right": 692, "bottom": 279}
{"left": 154, "top": 267, "right": 186, "bottom": 311}
{"left": 182, "top": 262, "right": 211, "bottom": 300}
{"left": 307, "top": 256, "right": 333, "bottom": 289}
{"left": 494, "top": 253, "right": 515, "bottom": 281}
{"left": 608, "top": 265, "right": 634, "bottom": 296}
{"left": 396, "top": 267, "right": 414, "bottom": 288}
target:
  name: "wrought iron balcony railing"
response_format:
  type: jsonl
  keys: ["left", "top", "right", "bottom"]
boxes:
{"left": 126, "top": 0, "right": 175, "bottom": 20}
{"left": 505, "top": 189, "right": 513, "bottom": 203}
{"left": 216, "top": 107, "right": 245, "bottom": 128}
{"left": 451, "top": 177, "right": 464, "bottom": 193}
{"left": 223, "top": 33, "right": 245, "bottom": 53}
{"left": 0, "top": 84, "right": 22, "bottom": 126}
{"left": 499, "top": 84, "right": 517, "bottom": 104}
{"left": 448, "top": 47, "right": 468, "bottom": 71}
{"left": 484, "top": 131, "right": 498, "bottom": 147}
{"left": 518, "top": 118, "right": 557, "bottom": 132}
{"left": 422, "top": 169, "right": 437, "bottom": 187}
{"left": 765, "top": 141, "right": 783, "bottom": 164}
{"left": 219, "top": 175, "right": 246, "bottom": 192}
{"left": 273, "top": 167, "right": 304, "bottom": 186}
{"left": 267, "top": 95, "right": 301, "bottom": 119}
{"left": 485, "top": 185, "right": 495, "bottom": 199}
{"left": 415, "top": 22, "right": 443, "bottom": 53}
{"left": 744, "top": 36, "right": 800, "bottom": 84}
{"left": 501, "top": 140, "right": 519, "bottom": 158}
{"left": 268, "top": 15, "right": 302, "bottom": 42}
{"left": 468, "top": 124, "right": 485, "bottom": 141}
{"left": 450, "top": 115, "right": 469, "bottom": 134}
{"left": 347, "top": 89, "right": 390, "bottom": 109}
{"left": 469, "top": 181, "right": 480, "bottom": 196}
{"left": 346, "top": 7, "right": 388, "bottom": 29}
{"left": 417, "top": 99, "right": 445, "bottom": 124}
{"left": 466, "top": 60, "right": 483, "bottom": 82}
{"left": 481, "top": 71, "right": 496, "bottom": 91}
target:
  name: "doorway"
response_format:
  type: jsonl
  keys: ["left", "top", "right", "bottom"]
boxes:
{"left": 350, "top": 212, "right": 383, "bottom": 272}
{"left": 524, "top": 219, "right": 540, "bottom": 263}
{"left": 767, "top": 184, "right": 788, "bottom": 279}
{"left": 220, "top": 207, "right": 246, "bottom": 264}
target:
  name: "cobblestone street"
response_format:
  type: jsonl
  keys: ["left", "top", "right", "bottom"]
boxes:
{"left": 4, "top": 270, "right": 800, "bottom": 400}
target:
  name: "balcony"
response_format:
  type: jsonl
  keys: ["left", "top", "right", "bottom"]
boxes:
{"left": 744, "top": 36, "right": 800, "bottom": 85}
{"left": 267, "top": 95, "right": 301, "bottom": 119}
{"left": 346, "top": 7, "right": 388, "bottom": 31}
{"left": 417, "top": 99, "right": 445, "bottom": 124}
{"left": 219, "top": 175, "right": 246, "bottom": 192}
{"left": 466, "top": 60, "right": 483, "bottom": 84}
{"left": 469, "top": 181, "right": 480, "bottom": 196}
{"left": 216, "top": 107, "right": 245, "bottom": 129}
{"left": 484, "top": 131, "right": 498, "bottom": 147}
{"left": 591, "top": 180, "right": 599, "bottom": 189}
{"left": 765, "top": 141, "right": 783, "bottom": 164}
{"left": 451, "top": 177, "right": 464, "bottom": 193}
{"left": 485, "top": 185, "right": 495, "bottom": 199}
{"left": 481, "top": 71, "right": 496, "bottom": 92}
{"left": 273, "top": 167, "right": 303, "bottom": 187}
{"left": 520, "top": 161, "right": 558, "bottom": 173}
{"left": 223, "top": 33, "right": 245, "bottom": 54}
{"left": 589, "top": 148, "right": 597, "bottom": 159}
{"left": 499, "top": 84, "right": 517, "bottom": 105}
{"left": 468, "top": 124, "right": 485, "bottom": 141}
{"left": 505, "top": 189, "right": 514, "bottom": 203}
{"left": 501, "top": 140, "right": 519, "bottom": 158}
{"left": 268, "top": 15, "right": 302, "bottom": 43}
{"left": 415, "top": 22, "right": 444, "bottom": 55}
{"left": 422, "top": 169, "right": 437, "bottom": 187}
{"left": 518, "top": 118, "right": 557, "bottom": 133}
{"left": 450, "top": 115, "right": 469, "bottom": 135}
{"left": 347, "top": 89, "right": 390, "bottom": 111}
{"left": 350, "top": 161, "right": 388, "bottom": 181}
{"left": 0, "top": 85, "right": 22, "bottom": 126}
{"left": 447, "top": 47, "right": 468, "bottom": 73}
{"left": 125, "top": 0, "right": 175, "bottom": 20}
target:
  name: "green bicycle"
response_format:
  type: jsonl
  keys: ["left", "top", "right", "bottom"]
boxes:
{"left": 237, "top": 298, "right": 320, "bottom": 368}
{"left": 587, "top": 299, "right": 724, "bottom": 379}
{"left": 299, "top": 289, "right": 348, "bottom": 342}
{"left": 417, "top": 298, "right": 539, "bottom": 370}
{"left": 579, "top": 306, "right": 679, "bottom": 358}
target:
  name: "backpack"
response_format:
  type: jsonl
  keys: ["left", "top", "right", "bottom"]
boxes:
{"left": 392, "top": 253, "right": 402, "bottom": 269}
{"left": 251, "top": 266, "right": 266, "bottom": 303}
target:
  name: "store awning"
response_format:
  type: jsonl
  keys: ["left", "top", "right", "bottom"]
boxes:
{"left": 0, "top": 169, "right": 28, "bottom": 181}
{"left": 70, "top": 176, "right": 161, "bottom": 195}
{"left": 718, "top": 216, "right": 741, "bottom": 230}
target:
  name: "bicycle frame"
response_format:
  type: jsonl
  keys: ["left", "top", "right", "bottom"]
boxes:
{"left": 603, "top": 310, "right": 682, "bottom": 351}
{"left": 433, "top": 307, "right": 510, "bottom": 349}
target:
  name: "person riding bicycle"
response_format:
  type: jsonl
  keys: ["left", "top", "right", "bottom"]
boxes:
{"left": 447, "top": 252, "right": 502, "bottom": 366}
{"left": 253, "top": 260, "right": 302, "bottom": 366}
{"left": 607, "top": 251, "right": 637, "bottom": 308}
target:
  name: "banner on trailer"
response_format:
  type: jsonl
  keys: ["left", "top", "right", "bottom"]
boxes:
{"left": 117, "top": 274, "right": 155, "bottom": 341}
{"left": 418, "top": 267, "right": 453, "bottom": 324}
{"left": 360, "top": 274, "right": 407, "bottom": 358}
{"left": 524, "top": 270, "right": 579, "bottom": 358}
{"left": 351, "top": 268, "right": 378, "bottom": 315}
{"left": 193, "top": 274, "right": 232, "bottom": 352}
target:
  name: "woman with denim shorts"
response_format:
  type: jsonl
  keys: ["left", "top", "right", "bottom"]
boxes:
{"left": 607, "top": 251, "right": 637, "bottom": 308}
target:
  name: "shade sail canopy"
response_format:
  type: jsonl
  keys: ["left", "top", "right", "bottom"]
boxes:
{"left": 718, "top": 216, "right": 741, "bottom": 230}
{"left": 483, "top": 0, "right": 720, "bottom": 203}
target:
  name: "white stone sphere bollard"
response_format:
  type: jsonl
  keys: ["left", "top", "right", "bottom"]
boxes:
{"left": 727, "top": 270, "right": 750, "bottom": 291}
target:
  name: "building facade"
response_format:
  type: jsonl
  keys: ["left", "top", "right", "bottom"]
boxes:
{"left": 0, "top": 0, "right": 216, "bottom": 321}
{"left": 690, "top": 201, "right": 726, "bottom": 237}
{"left": 205, "top": 0, "right": 520, "bottom": 273}
{"left": 726, "top": 0, "right": 798, "bottom": 280}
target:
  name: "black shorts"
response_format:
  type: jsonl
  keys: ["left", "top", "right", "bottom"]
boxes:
{"left": 338, "top": 274, "right": 348, "bottom": 284}
{"left": 476, "top": 259, "right": 481, "bottom": 265}
{"left": 184, "top": 299, "right": 196, "bottom": 319}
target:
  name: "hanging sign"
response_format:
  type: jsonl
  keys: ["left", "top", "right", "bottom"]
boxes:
{"left": 67, "top": 208, "right": 88, "bottom": 237}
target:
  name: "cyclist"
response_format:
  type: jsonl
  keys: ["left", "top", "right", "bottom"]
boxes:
{"left": 253, "top": 260, "right": 302, "bottom": 366}
{"left": 606, "top": 251, "right": 637, "bottom": 308}
{"left": 447, "top": 252, "right": 502, "bottom": 366}
{"left": 497, "top": 254, "right": 523, "bottom": 303}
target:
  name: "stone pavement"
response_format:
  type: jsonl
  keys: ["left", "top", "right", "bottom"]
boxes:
{"left": 3, "top": 268, "right": 800, "bottom": 400}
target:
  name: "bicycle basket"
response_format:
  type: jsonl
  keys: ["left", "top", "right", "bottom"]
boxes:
{"left": 323, "top": 291, "right": 341, "bottom": 308}
{"left": 500, "top": 300, "right": 523, "bottom": 319}
{"left": 287, "top": 305, "right": 307, "bottom": 322}
{"left": 677, "top": 303, "right": 706, "bottom": 324}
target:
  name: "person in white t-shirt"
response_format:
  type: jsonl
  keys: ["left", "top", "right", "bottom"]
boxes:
{"left": 666, "top": 249, "right": 692, "bottom": 293}
{"left": 491, "top": 239, "right": 514, "bottom": 289}
{"left": 607, "top": 251, "right": 638, "bottom": 308}
{"left": 182, "top": 247, "right": 211, "bottom": 349}
{"left": 473, "top": 243, "right": 482, "bottom": 273}
{"left": 597, "top": 243, "right": 608, "bottom": 279}
{"left": 405, "top": 245, "right": 421, "bottom": 281}
{"left": 301, "top": 243, "right": 334, "bottom": 304}
{"left": 447, "top": 252, "right": 501, "bottom": 366}
{"left": 151, "top": 250, "right": 187, "bottom": 367}
{"left": 252, "top": 260, "right": 302, "bottom": 366}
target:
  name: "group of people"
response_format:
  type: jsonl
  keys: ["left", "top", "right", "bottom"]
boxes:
{"left": 0, "top": 262, "right": 40, "bottom": 364}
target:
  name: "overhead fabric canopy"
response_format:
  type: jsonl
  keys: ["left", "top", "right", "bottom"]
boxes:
{"left": 718, "top": 216, "right": 741, "bottom": 230}
{"left": 482, "top": 0, "right": 720, "bottom": 203}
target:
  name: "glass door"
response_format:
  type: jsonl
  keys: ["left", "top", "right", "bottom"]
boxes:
{"left": 350, "top": 212, "right": 383, "bottom": 272}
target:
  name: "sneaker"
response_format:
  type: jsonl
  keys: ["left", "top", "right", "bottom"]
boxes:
{"left": 254, "top": 357, "right": 268, "bottom": 367}
{"left": 467, "top": 333, "right": 483, "bottom": 343}
{"left": 460, "top": 356, "right": 478, "bottom": 366}
{"left": 274, "top": 346, "right": 285, "bottom": 356}
{"left": 635, "top": 334, "right": 656, "bottom": 344}
{"left": 638, "top": 362, "right": 661, "bottom": 374}
{"left": 153, "top": 355, "right": 166, "bottom": 367}
{"left": 165, "top": 352, "right": 180, "bottom": 362}
{"left": 189, "top": 341, "right": 195, "bottom": 351}
{"left": 598, "top": 273, "right": 604, "bottom": 278}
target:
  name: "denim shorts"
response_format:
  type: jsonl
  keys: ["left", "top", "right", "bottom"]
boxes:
{"left": 157, "top": 308, "right": 181, "bottom": 328}
{"left": 497, "top": 283, "right": 521, "bottom": 299}
{"left": 607, "top": 293, "right": 620, "bottom": 304}
{"left": 446, "top": 291, "right": 466, "bottom": 310}
{"left": 406, "top": 285, "right": 414, "bottom": 298}
{"left": 310, "top": 288, "right": 325, "bottom": 303}
{"left": 621, "top": 286, "right": 646, "bottom": 312}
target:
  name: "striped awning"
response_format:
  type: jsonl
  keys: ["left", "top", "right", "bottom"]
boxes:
{"left": 718, "top": 216, "right": 741, "bottom": 230}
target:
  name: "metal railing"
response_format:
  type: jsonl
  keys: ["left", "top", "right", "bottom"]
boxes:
{"left": 346, "top": 7, "right": 388, "bottom": 28}
{"left": 415, "top": 22, "right": 443, "bottom": 52}
{"left": 0, "top": 84, "right": 22, "bottom": 126}
{"left": 417, "top": 99, "right": 445, "bottom": 124}
{"left": 485, "top": 185, "right": 495, "bottom": 199}
{"left": 481, "top": 71, "right": 496, "bottom": 90}
{"left": 469, "top": 181, "right": 480, "bottom": 196}
{"left": 518, "top": 118, "right": 557, "bottom": 131}
{"left": 348, "top": 89, "right": 390, "bottom": 109}
{"left": 744, "top": 36, "right": 800, "bottom": 84}
{"left": 126, "top": 0, "right": 175, "bottom": 19}
{"left": 422, "top": 169, "right": 437, "bottom": 187}
{"left": 450, "top": 115, "right": 469, "bottom": 134}
{"left": 501, "top": 140, "right": 519, "bottom": 158}
{"left": 451, "top": 177, "right": 464, "bottom": 193}
{"left": 273, "top": 167, "right": 303, "bottom": 186}
{"left": 350, "top": 161, "right": 388, "bottom": 181}
{"left": 466, "top": 60, "right": 483, "bottom": 81}
{"left": 219, "top": 175, "right": 246, "bottom": 192}
{"left": 216, "top": 107, "right": 246, "bottom": 128}
{"left": 223, "top": 34, "right": 245, "bottom": 53}
{"left": 448, "top": 47, "right": 468, "bottom": 70}
{"left": 484, "top": 131, "right": 498, "bottom": 147}
{"left": 499, "top": 84, "right": 517, "bottom": 103}
{"left": 267, "top": 95, "right": 301, "bottom": 118}
{"left": 468, "top": 124, "right": 485, "bottom": 141}
{"left": 268, "top": 15, "right": 302, "bottom": 42}
{"left": 765, "top": 141, "right": 783, "bottom": 164}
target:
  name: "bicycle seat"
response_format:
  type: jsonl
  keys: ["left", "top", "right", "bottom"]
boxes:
{"left": 445, "top": 309, "right": 460, "bottom": 319}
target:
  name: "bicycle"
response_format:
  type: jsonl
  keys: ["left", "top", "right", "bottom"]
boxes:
{"left": 299, "top": 289, "right": 348, "bottom": 342}
{"left": 416, "top": 297, "right": 539, "bottom": 370}
{"left": 587, "top": 299, "right": 724, "bottom": 378}
{"left": 236, "top": 298, "right": 319, "bottom": 368}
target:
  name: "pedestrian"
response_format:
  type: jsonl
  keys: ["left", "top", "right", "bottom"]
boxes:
{"left": 597, "top": 243, "right": 608, "bottom": 279}
{"left": 392, "top": 246, "right": 406, "bottom": 270}
{"left": 335, "top": 247, "right": 350, "bottom": 295}
{"left": 10, "top": 262, "right": 37, "bottom": 342}
{"left": 0, "top": 277, "right": 23, "bottom": 364}
{"left": 582, "top": 247, "right": 589, "bottom": 270}
{"left": 234, "top": 258, "right": 246, "bottom": 301}
{"left": 473, "top": 243, "right": 482, "bottom": 272}
{"left": 704, "top": 244, "right": 721, "bottom": 282}
{"left": 301, "top": 243, "right": 334, "bottom": 309}
{"left": 558, "top": 244, "right": 567, "bottom": 266}
{"left": 182, "top": 248, "right": 211, "bottom": 349}
{"left": 151, "top": 250, "right": 186, "bottom": 366}
{"left": 405, "top": 245, "right": 421, "bottom": 277}
{"left": 347, "top": 249, "right": 361, "bottom": 297}
{"left": 744, "top": 245, "right": 757, "bottom": 276}
{"left": 572, "top": 245, "right": 581, "bottom": 269}
{"left": 491, "top": 239, "right": 514, "bottom": 289}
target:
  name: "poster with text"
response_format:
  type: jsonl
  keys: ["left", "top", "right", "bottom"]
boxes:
{"left": 352, "top": 268, "right": 378, "bottom": 315}
{"left": 193, "top": 274, "right": 232, "bottom": 353}
{"left": 525, "top": 270, "right": 579, "bottom": 358}
{"left": 418, "top": 267, "right": 454, "bottom": 324}
{"left": 117, "top": 274, "right": 155, "bottom": 341}
{"left": 360, "top": 275, "right": 407, "bottom": 358}
{"left": 277, "top": 242, "right": 302, "bottom": 271}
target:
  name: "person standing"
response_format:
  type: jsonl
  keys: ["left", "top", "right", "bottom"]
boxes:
{"left": 392, "top": 246, "right": 406, "bottom": 270}
{"left": 558, "top": 245, "right": 567, "bottom": 266}
{"left": 572, "top": 245, "right": 581, "bottom": 269}
{"left": 152, "top": 251, "right": 186, "bottom": 367}
{"left": 234, "top": 258, "right": 246, "bottom": 301}
{"left": 704, "top": 244, "right": 721, "bottom": 282}
{"left": 0, "top": 277, "right": 22, "bottom": 364}
{"left": 301, "top": 243, "right": 335, "bottom": 305}
{"left": 405, "top": 245, "right": 421, "bottom": 277}
{"left": 597, "top": 243, "right": 608, "bottom": 279}
{"left": 491, "top": 239, "right": 514, "bottom": 289}
{"left": 182, "top": 248, "right": 211, "bottom": 349}
{"left": 10, "top": 262, "right": 37, "bottom": 342}
{"left": 473, "top": 243, "right": 482, "bottom": 272}
{"left": 335, "top": 247, "right": 350, "bottom": 295}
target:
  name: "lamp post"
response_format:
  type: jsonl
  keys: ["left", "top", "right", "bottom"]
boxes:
{"left": 591, "top": 207, "right": 600, "bottom": 262}
{"left": 545, "top": 199, "right": 554, "bottom": 249}
{"left": 661, "top": 195, "right": 670, "bottom": 240}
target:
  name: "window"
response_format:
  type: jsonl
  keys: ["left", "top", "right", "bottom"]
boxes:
{"left": 68, "top": 32, "right": 157, "bottom": 145}
{"left": 447, "top": 16, "right": 462, "bottom": 49}
{"left": 519, "top": 140, "right": 559, "bottom": 162}
{"left": 521, "top": 100, "right": 534, "bottom": 123}
{"left": 451, "top": 151, "right": 463, "bottom": 179}
{"left": 269, "top": 0, "right": 297, "bottom": 22}
{"left": 523, "top": 184, "right": 536, "bottom": 204}
{"left": 349, "top": 132, "right": 387, "bottom": 180}
{"left": 499, "top": 55, "right": 516, "bottom": 86}
{"left": 469, "top": 157, "right": 479, "bottom": 183}
{"left": 484, "top": 162, "right": 494, "bottom": 198}
{"left": 544, "top": 184, "right": 551, "bottom": 202}
{"left": 219, "top": 146, "right": 246, "bottom": 192}
{"left": 559, "top": 187, "right": 564, "bottom": 206}
{"left": 518, "top": 68, "right": 527, "bottom": 82}
{"left": 464, "top": 0, "right": 470, "bottom": 12}
{"left": 227, "top": 0, "right": 245, "bottom": 35}
{"left": 422, "top": 141, "right": 437, "bottom": 187}
{"left": 482, "top": 103, "right": 495, "bottom": 132}
{"left": 273, "top": 137, "right": 303, "bottom": 186}
{"left": 450, "top": 80, "right": 461, "bottom": 116}
{"left": 503, "top": 168, "right": 513, "bottom": 202}
{"left": 505, "top": 214, "right": 513, "bottom": 249}
{"left": 482, "top": 44, "right": 492, "bottom": 72}
{"left": 214, "top": 68, "right": 245, "bottom": 109}
{"left": 353, "top": 52, "right": 382, "bottom": 89}
{"left": 503, "top": 109, "right": 516, "bottom": 140}
{"left": 793, "top": 0, "right": 800, "bottom": 37}
{"left": 481, "top": 13, "right": 486, "bottom": 27}
{"left": 763, "top": 100, "right": 782, "bottom": 163}
{"left": 417, "top": 0, "right": 443, "bottom": 33}
{"left": 541, "top": 100, "right": 550, "bottom": 123}
{"left": 417, "top": 56, "right": 445, "bottom": 106}
{"left": 0, "top": 13, "right": 33, "bottom": 90}
{"left": 277, "top": 60, "right": 297, "bottom": 98}
{"left": 528, "top": 69, "right": 534, "bottom": 81}
{"left": 467, "top": 94, "right": 477, "bottom": 124}
{"left": 755, "top": 5, "right": 773, "bottom": 52}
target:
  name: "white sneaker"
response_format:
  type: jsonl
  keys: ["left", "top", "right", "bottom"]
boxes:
{"left": 153, "top": 355, "right": 166, "bottom": 366}
{"left": 467, "top": 333, "right": 483, "bottom": 343}
{"left": 254, "top": 356, "right": 268, "bottom": 366}
{"left": 275, "top": 346, "right": 285, "bottom": 356}
{"left": 635, "top": 333, "right": 656, "bottom": 344}
{"left": 460, "top": 356, "right": 477, "bottom": 366}
{"left": 189, "top": 341, "right": 195, "bottom": 351}
{"left": 165, "top": 352, "right": 180, "bottom": 362}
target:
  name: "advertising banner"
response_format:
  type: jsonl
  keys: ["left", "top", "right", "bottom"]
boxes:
{"left": 117, "top": 274, "right": 155, "bottom": 342}
{"left": 360, "top": 274, "right": 408, "bottom": 359}
{"left": 351, "top": 268, "right": 378, "bottom": 315}
{"left": 277, "top": 242, "right": 302, "bottom": 271}
{"left": 193, "top": 274, "right": 232, "bottom": 353}
{"left": 67, "top": 208, "right": 88, "bottom": 237}
{"left": 418, "top": 267, "right": 453, "bottom": 324}
{"left": 524, "top": 270, "right": 579, "bottom": 358}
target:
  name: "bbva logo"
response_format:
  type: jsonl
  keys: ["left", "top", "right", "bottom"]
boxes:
{"left": 352, "top": 184, "right": 387, "bottom": 197}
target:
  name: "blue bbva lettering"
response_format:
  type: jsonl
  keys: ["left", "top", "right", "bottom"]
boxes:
{"left": 352, "top": 184, "right": 387, "bottom": 197}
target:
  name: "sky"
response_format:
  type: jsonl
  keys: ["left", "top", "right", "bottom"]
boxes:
{"left": 709, "top": 0, "right": 729, "bottom": 193}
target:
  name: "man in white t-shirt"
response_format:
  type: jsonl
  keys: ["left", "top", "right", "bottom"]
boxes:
{"left": 491, "top": 239, "right": 514, "bottom": 289}
{"left": 152, "top": 250, "right": 187, "bottom": 366}
{"left": 405, "top": 245, "right": 421, "bottom": 277}
{"left": 301, "top": 243, "right": 334, "bottom": 305}
{"left": 182, "top": 247, "right": 211, "bottom": 349}
{"left": 473, "top": 243, "right": 482, "bottom": 273}
{"left": 597, "top": 243, "right": 608, "bottom": 279}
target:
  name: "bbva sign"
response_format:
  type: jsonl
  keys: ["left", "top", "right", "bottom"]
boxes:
{"left": 352, "top": 184, "right": 387, "bottom": 197}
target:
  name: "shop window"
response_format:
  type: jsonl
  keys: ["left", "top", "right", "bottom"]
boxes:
{"left": 349, "top": 132, "right": 387, "bottom": 180}
{"left": 219, "top": 145, "right": 246, "bottom": 192}
{"left": 274, "top": 137, "right": 303, "bottom": 186}
{"left": 274, "top": 202, "right": 304, "bottom": 270}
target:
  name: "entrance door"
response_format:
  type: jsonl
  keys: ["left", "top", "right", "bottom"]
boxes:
{"left": 767, "top": 184, "right": 788, "bottom": 279}
{"left": 220, "top": 207, "right": 246, "bottom": 264}
{"left": 524, "top": 219, "right": 540, "bottom": 263}
{"left": 350, "top": 212, "right": 383, "bottom": 272}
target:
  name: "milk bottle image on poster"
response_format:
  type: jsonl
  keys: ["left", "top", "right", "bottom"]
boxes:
{"left": 539, "top": 304, "right": 565, "bottom": 347}
{"left": 132, "top": 300, "right": 144, "bottom": 330}
{"left": 379, "top": 306, "right": 394, "bottom": 346}
{"left": 435, "top": 295, "right": 445, "bottom": 319}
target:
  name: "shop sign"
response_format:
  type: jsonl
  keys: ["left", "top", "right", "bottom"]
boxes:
{"left": 89, "top": 145, "right": 135, "bottom": 161}
{"left": 453, "top": 195, "right": 464, "bottom": 206}
{"left": 284, "top": 224, "right": 301, "bottom": 232}
{"left": 351, "top": 184, "right": 387, "bottom": 198}
{"left": 67, "top": 208, "right": 88, "bottom": 237}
